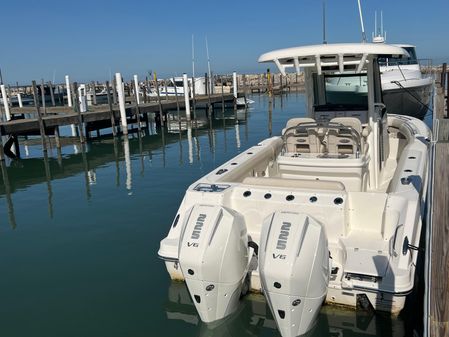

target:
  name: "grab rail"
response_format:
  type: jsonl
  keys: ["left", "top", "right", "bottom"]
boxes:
{"left": 282, "top": 122, "right": 362, "bottom": 157}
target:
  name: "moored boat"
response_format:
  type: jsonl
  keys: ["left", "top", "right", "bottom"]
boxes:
{"left": 159, "top": 43, "right": 431, "bottom": 337}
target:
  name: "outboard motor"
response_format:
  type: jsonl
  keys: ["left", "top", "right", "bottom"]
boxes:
{"left": 259, "top": 211, "right": 329, "bottom": 337}
{"left": 178, "top": 204, "right": 250, "bottom": 323}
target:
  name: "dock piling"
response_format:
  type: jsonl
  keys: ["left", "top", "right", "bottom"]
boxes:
{"left": 0, "top": 84, "right": 11, "bottom": 120}
{"left": 191, "top": 76, "right": 197, "bottom": 122}
{"left": 73, "top": 82, "right": 85, "bottom": 143}
{"left": 40, "top": 79, "right": 47, "bottom": 116}
{"left": 115, "top": 73, "right": 128, "bottom": 135}
{"left": 221, "top": 76, "right": 225, "bottom": 114}
{"left": 154, "top": 74, "right": 164, "bottom": 126}
{"left": 105, "top": 81, "right": 117, "bottom": 136}
{"left": 183, "top": 73, "right": 191, "bottom": 120}
{"left": 133, "top": 75, "right": 140, "bottom": 104}
{"left": 65, "top": 75, "right": 72, "bottom": 107}
{"left": 91, "top": 81, "right": 97, "bottom": 105}
{"left": 32, "top": 80, "right": 47, "bottom": 153}
{"left": 132, "top": 79, "right": 142, "bottom": 133}
{"left": 17, "top": 93, "right": 23, "bottom": 108}
{"left": 49, "top": 81, "right": 56, "bottom": 107}
{"left": 232, "top": 71, "right": 237, "bottom": 111}
{"left": 173, "top": 79, "right": 181, "bottom": 129}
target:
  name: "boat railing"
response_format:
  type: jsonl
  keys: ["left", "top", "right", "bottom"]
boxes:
{"left": 282, "top": 122, "right": 362, "bottom": 158}
{"left": 418, "top": 58, "right": 434, "bottom": 77}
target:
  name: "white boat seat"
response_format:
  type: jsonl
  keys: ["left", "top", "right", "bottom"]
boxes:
{"left": 283, "top": 118, "right": 321, "bottom": 154}
{"left": 330, "top": 117, "right": 362, "bottom": 134}
{"left": 284, "top": 117, "right": 316, "bottom": 132}
{"left": 242, "top": 176, "right": 345, "bottom": 191}
{"left": 325, "top": 117, "right": 364, "bottom": 155}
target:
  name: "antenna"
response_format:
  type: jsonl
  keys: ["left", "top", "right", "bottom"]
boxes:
{"left": 357, "top": 0, "right": 367, "bottom": 43}
{"left": 0, "top": 67, "right": 3, "bottom": 85}
{"left": 381, "top": 11, "right": 384, "bottom": 37}
{"left": 192, "top": 34, "right": 195, "bottom": 79}
{"left": 322, "top": 0, "right": 327, "bottom": 44}
{"left": 375, "top": 11, "right": 377, "bottom": 35}
{"left": 205, "top": 36, "right": 212, "bottom": 94}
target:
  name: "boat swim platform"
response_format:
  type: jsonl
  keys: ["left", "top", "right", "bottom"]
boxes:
{"left": 426, "top": 66, "right": 449, "bottom": 337}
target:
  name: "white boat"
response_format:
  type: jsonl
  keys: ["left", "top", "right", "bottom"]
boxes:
{"left": 236, "top": 97, "right": 255, "bottom": 107}
{"left": 149, "top": 77, "right": 207, "bottom": 97}
{"left": 158, "top": 43, "right": 431, "bottom": 337}
{"left": 378, "top": 43, "right": 433, "bottom": 119}
{"left": 322, "top": 42, "right": 433, "bottom": 120}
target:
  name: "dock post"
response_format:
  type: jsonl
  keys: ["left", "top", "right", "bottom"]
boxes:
{"left": 115, "top": 72, "right": 128, "bottom": 135}
{"left": 164, "top": 79, "right": 169, "bottom": 101}
{"left": 17, "top": 93, "right": 23, "bottom": 108}
{"left": 65, "top": 75, "right": 72, "bottom": 107}
{"left": 154, "top": 74, "right": 164, "bottom": 126}
{"left": 40, "top": 79, "right": 47, "bottom": 116}
{"left": 242, "top": 74, "right": 248, "bottom": 106}
{"left": 233, "top": 71, "right": 237, "bottom": 111}
{"left": 191, "top": 76, "right": 197, "bottom": 122}
{"left": 441, "top": 63, "right": 447, "bottom": 90}
{"left": 32, "top": 80, "right": 48, "bottom": 153}
{"left": 132, "top": 79, "right": 142, "bottom": 133}
{"left": 0, "top": 84, "right": 11, "bottom": 120}
{"left": 267, "top": 69, "right": 272, "bottom": 96}
{"left": 232, "top": 71, "right": 237, "bottom": 98}
{"left": 133, "top": 75, "right": 140, "bottom": 104}
{"left": 73, "top": 82, "right": 85, "bottom": 143}
{"left": 48, "top": 81, "right": 56, "bottom": 106}
{"left": 173, "top": 80, "right": 181, "bottom": 128}
{"left": 105, "top": 81, "right": 117, "bottom": 136}
{"left": 221, "top": 76, "right": 225, "bottom": 114}
{"left": 183, "top": 73, "right": 191, "bottom": 120}
{"left": 143, "top": 82, "right": 148, "bottom": 103}
{"left": 112, "top": 77, "right": 118, "bottom": 105}
{"left": 206, "top": 72, "right": 212, "bottom": 117}
{"left": 91, "top": 81, "right": 97, "bottom": 105}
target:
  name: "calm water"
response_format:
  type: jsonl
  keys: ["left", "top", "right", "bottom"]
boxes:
{"left": 0, "top": 94, "right": 422, "bottom": 337}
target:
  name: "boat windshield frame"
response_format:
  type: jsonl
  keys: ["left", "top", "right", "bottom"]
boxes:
{"left": 379, "top": 47, "right": 418, "bottom": 66}
{"left": 313, "top": 72, "right": 369, "bottom": 111}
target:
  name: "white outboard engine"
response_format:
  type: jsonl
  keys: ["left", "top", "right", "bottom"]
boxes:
{"left": 178, "top": 204, "right": 250, "bottom": 323}
{"left": 259, "top": 211, "right": 329, "bottom": 337}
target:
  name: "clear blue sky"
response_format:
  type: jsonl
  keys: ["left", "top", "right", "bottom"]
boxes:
{"left": 1, "top": 0, "right": 448, "bottom": 84}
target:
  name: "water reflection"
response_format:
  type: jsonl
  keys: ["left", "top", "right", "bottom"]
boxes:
{"left": 0, "top": 159, "right": 16, "bottom": 229}
{"left": 0, "top": 108, "right": 248, "bottom": 229}
{"left": 164, "top": 282, "right": 405, "bottom": 337}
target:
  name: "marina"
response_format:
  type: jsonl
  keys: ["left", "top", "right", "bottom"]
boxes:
{"left": 1, "top": 1, "right": 449, "bottom": 336}
{"left": 0, "top": 65, "right": 448, "bottom": 337}
{"left": 0, "top": 92, "right": 430, "bottom": 337}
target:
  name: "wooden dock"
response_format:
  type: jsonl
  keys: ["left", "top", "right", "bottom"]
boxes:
{"left": 0, "top": 92, "right": 237, "bottom": 158}
{"left": 1, "top": 93, "right": 235, "bottom": 135}
{"left": 427, "top": 65, "right": 449, "bottom": 337}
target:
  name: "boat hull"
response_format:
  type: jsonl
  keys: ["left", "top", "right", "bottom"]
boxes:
{"left": 382, "top": 79, "right": 433, "bottom": 120}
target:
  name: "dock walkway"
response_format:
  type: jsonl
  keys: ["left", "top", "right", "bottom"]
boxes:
{"left": 427, "top": 69, "right": 449, "bottom": 337}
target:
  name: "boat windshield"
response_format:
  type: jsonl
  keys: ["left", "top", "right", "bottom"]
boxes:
{"left": 314, "top": 73, "right": 368, "bottom": 110}
{"left": 378, "top": 47, "right": 418, "bottom": 66}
